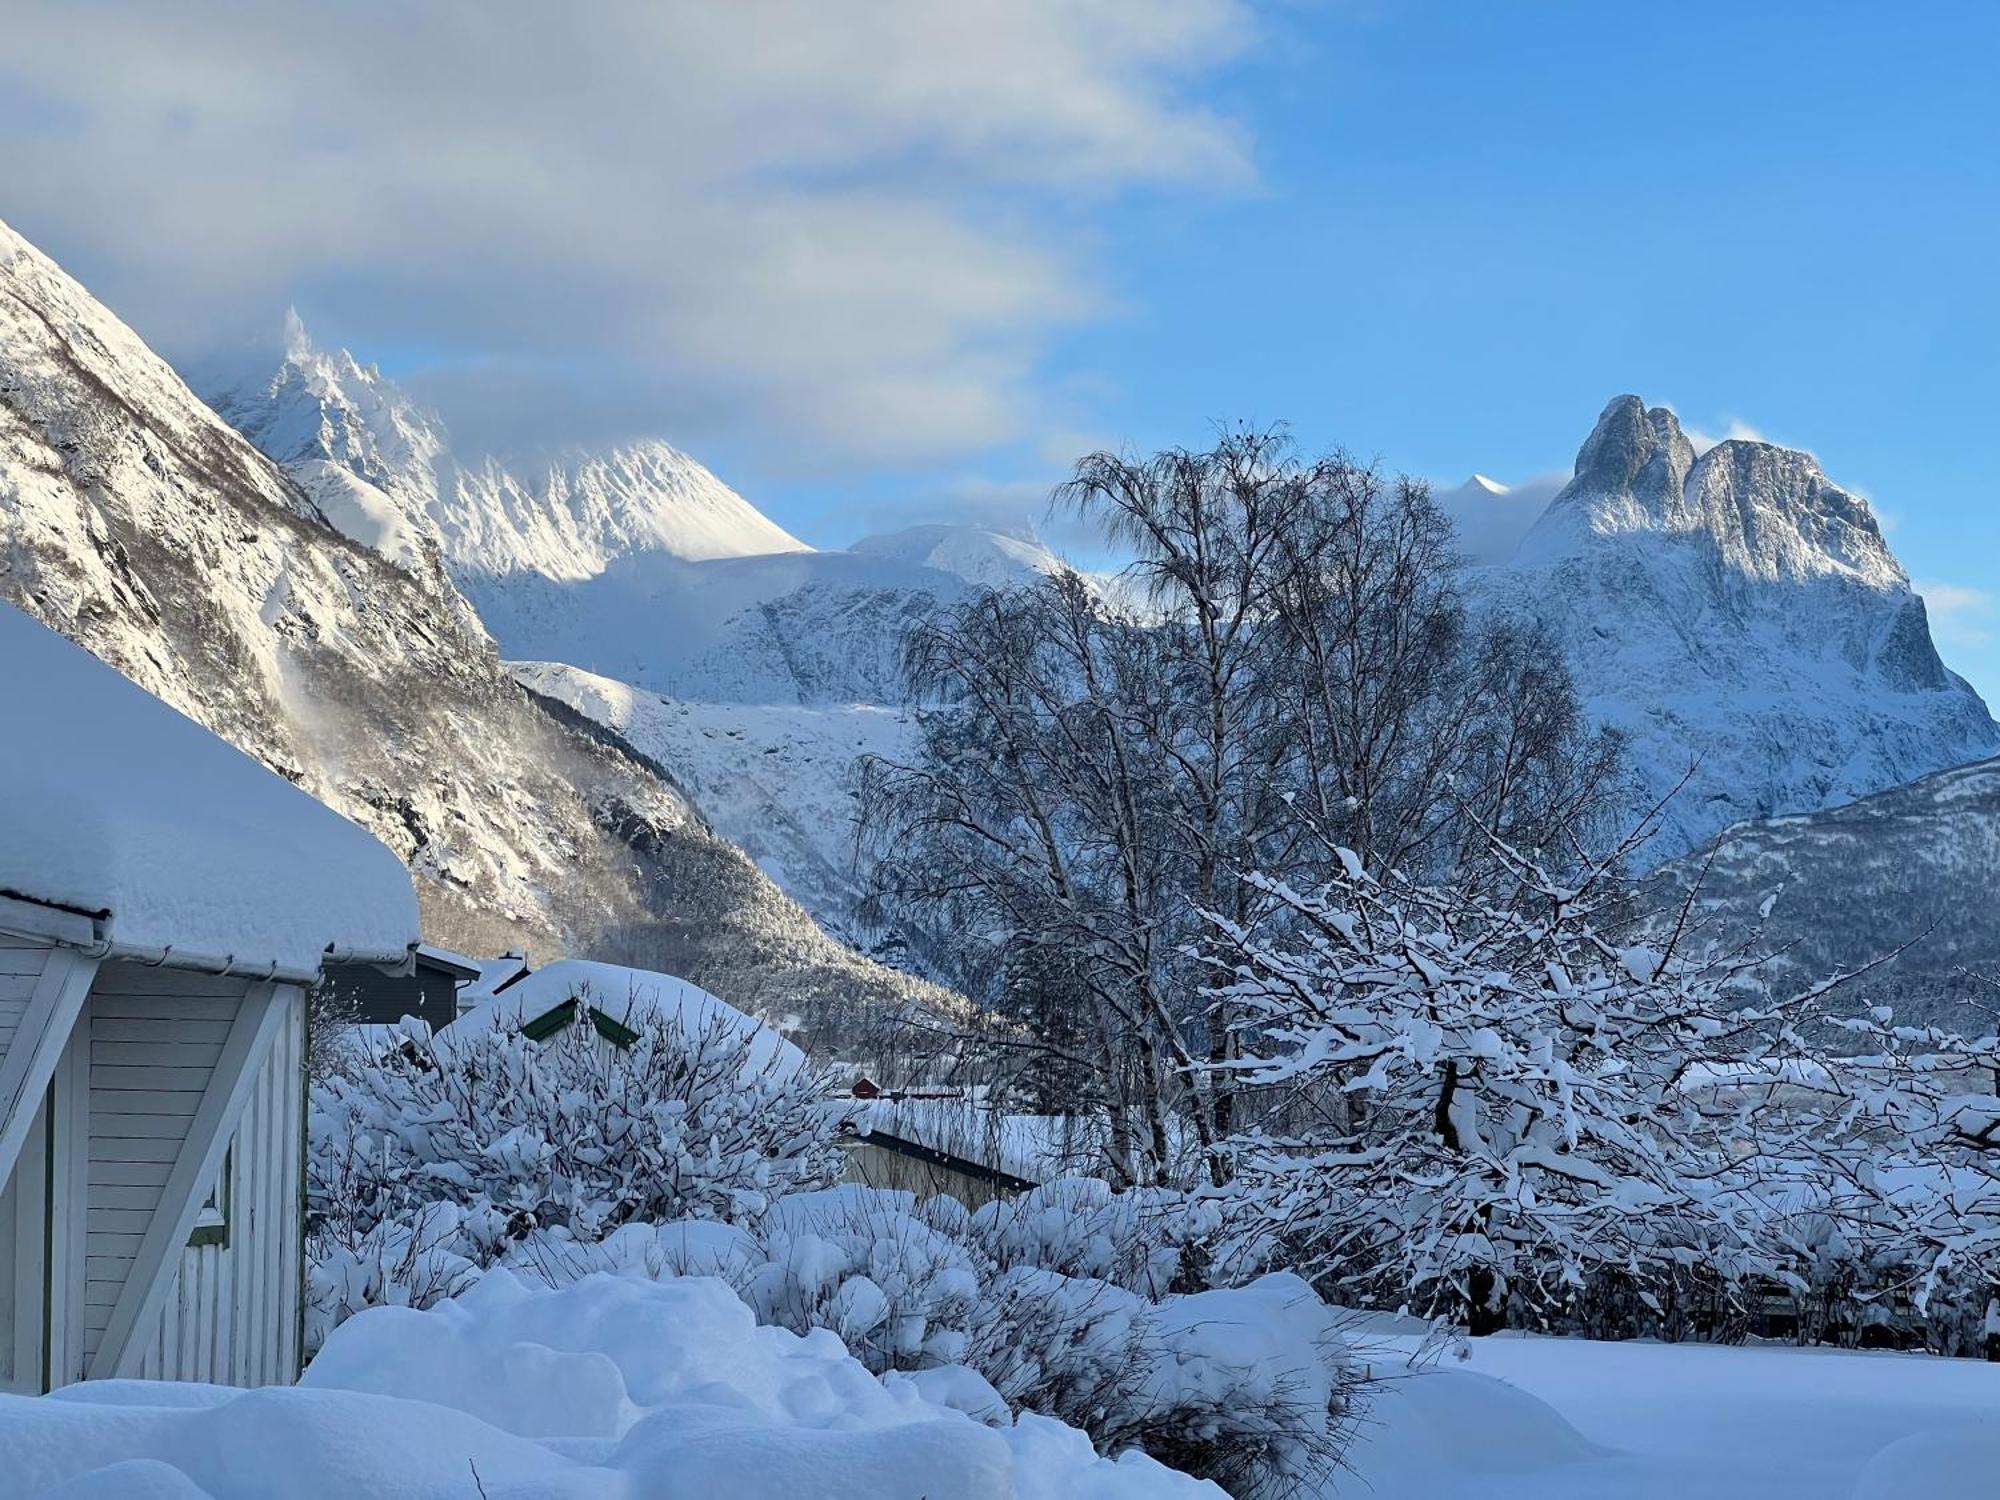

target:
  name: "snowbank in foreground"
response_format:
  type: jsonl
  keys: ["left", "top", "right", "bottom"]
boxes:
{"left": 1343, "top": 1329, "right": 2000, "bottom": 1499}
{"left": 0, "top": 1271, "right": 1219, "bottom": 1499}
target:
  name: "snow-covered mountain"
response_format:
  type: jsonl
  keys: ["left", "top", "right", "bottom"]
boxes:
{"left": 1476, "top": 396, "right": 1998, "bottom": 864}
{"left": 204, "top": 326, "right": 1063, "bottom": 706}
{"left": 0, "top": 215, "right": 950, "bottom": 1044}
{"left": 203, "top": 316, "right": 807, "bottom": 584}
{"left": 511, "top": 662, "right": 916, "bottom": 942}
{"left": 1639, "top": 750, "right": 2000, "bottom": 1023}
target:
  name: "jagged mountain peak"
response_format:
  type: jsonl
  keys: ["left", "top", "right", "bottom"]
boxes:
{"left": 1567, "top": 394, "right": 1696, "bottom": 515}
{"left": 1481, "top": 392, "right": 1995, "bottom": 865}
{"left": 1520, "top": 395, "right": 1900, "bottom": 591}
{"left": 206, "top": 312, "right": 451, "bottom": 508}
{"left": 1681, "top": 435, "right": 1898, "bottom": 588}
{"left": 209, "top": 328, "right": 809, "bottom": 582}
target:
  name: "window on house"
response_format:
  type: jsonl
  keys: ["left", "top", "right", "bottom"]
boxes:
{"left": 188, "top": 1149, "right": 231, "bottom": 1249}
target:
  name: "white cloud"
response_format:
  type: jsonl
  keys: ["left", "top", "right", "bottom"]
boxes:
{"left": 1431, "top": 469, "right": 1570, "bottom": 565}
{"left": 1682, "top": 418, "right": 1766, "bottom": 456}
{"left": 1915, "top": 580, "right": 1997, "bottom": 651}
{"left": 0, "top": 0, "right": 1254, "bottom": 468}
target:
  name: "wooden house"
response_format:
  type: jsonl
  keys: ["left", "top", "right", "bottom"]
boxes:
{"left": 441, "top": 958, "right": 797, "bottom": 1060}
{"left": 322, "top": 943, "right": 480, "bottom": 1030}
{"left": 0, "top": 606, "right": 419, "bottom": 1392}
{"left": 839, "top": 1091, "right": 1061, "bottom": 1209}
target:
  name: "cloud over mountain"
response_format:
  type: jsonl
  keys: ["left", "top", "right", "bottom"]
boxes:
{"left": 0, "top": 1, "right": 1253, "bottom": 468}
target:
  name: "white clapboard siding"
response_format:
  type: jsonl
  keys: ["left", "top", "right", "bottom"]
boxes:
{"left": 0, "top": 939, "right": 52, "bottom": 1072}
{"left": 135, "top": 993, "right": 306, "bottom": 1386}
{"left": 81, "top": 965, "right": 250, "bottom": 1369}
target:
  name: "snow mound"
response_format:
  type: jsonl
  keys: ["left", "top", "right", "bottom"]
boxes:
{"left": 1851, "top": 1424, "right": 2000, "bottom": 1500}
{"left": 0, "top": 601, "right": 417, "bottom": 972}
{"left": 0, "top": 1272, "right": 1221, "bottom": 1498}
{"left": 1343, "top": 1367, "right": 1602, "bottom": 1485}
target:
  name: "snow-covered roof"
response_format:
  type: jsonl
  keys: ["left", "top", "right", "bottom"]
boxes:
{"left": 457, "top": 951, "right": 534, "bottom": 1006}
{"left": 439, "top": 958, "right": 804, "bottom": 1076}
{"left": 0, "top": 602, "right": 419, "bottom": 973}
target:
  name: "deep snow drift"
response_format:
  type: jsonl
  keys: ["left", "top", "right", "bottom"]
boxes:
{"left": 1345, "top": 1327, "right": 2000, "bottom": 1499}
{"left": 0, "top": 1271, "right": 1220, "bottom": 1498}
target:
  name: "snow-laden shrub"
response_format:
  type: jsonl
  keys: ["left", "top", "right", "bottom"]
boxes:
{"left": 975, "top": 1176, "right": 1249, "bottom": 1296}
{"left": 308, "top": 1011, "right": 845, "bottom": 1339}
{"left": 488, "top": 1183, "right": 1359, "bottom": 1497}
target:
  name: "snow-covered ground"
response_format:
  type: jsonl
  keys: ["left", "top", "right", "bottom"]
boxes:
{"left": 1348, "top": 1330, "right": 2000, "bottom": 1499}
{"left": 0, "top": 1271, "right": 1216, "bottom": 1498}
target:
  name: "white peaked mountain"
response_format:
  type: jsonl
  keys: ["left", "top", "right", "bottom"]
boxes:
{"left": 1475, "top": 396, "right": 1998, "bottom": 864}
{"left": 0, "top": 215, "right": 953, "bottom": 1044}
{"left": 206, "top": 322, "right": 1997, "bottom": 925}
{"left": 204, "top": 313, "right": 808, "bottom": 582}
{"left": 205, "top": 320, "right": 1061, "bottom": 706}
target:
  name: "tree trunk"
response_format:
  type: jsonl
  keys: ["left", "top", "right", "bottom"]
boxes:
{"left": 1467, "top": 1265, "right": 1505, "bottom": 1337}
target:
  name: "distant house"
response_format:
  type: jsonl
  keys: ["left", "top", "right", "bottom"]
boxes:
{"left": 840, "top": 1091, "right": 1071, "bottom": 1209}
{"left": 454, "top": 950, "right": 533, "bottom": 1017}
{"left": 0, "top": 605, "right": 419, "bottom": 1392}
{"left": 321, "top": 943, "right": 480, "bottom": 1030}
{"left": 438, "top": 958, "right": 805, "bottom": 1075}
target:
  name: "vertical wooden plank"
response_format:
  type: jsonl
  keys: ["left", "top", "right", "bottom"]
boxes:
{"left": 0, "top": 951, "right": 96, "bottom": 1199}
{"left": 45, "top": 1026, "right": 91, "bottom": 1389}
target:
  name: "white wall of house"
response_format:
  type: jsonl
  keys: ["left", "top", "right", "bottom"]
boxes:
{"left": 134, "top": 995, "right": 306, "bottom": 1386}
{"left": 0, "top": 936, "right": 309, "bottom": 1392}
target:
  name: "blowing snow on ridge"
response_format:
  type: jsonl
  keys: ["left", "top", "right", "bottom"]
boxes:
{"left": 204, "top": 315, "right": 808, "bottom": 585}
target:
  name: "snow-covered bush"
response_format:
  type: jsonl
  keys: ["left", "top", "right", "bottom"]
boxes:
{"left": 975, "top": 1176, "right": 1254, "bottom": 1296}
{"left": 482, "top": 1182, "right": 1359, "bottom": 1496}
{"left": 307, "top": 1008, "right": 845, "bottom": 1339}
{"left": 1210, "top": 832, "right": 1847, "bottom": 1334}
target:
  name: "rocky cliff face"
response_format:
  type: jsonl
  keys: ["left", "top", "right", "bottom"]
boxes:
{"left": 1482, "top": 395, "right": 1997, "bottom": 863}
{"left": 1639, "top": 751, "right": 2000, "bottom": 1025}
{"left": 0, "top": 215, "right": 948, "bottom": 1046}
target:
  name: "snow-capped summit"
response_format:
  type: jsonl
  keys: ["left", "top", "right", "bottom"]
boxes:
{"left": 848, "top": 522, "right": 1068, "bottom": 590}
{"left": 1481, "top": 394, "right": 1996, "bottom": 863}
{"left": 447, "top": 438, "right": 809, "bottom": 580}
{"left": 1519, "top": 395, "right": 1902, "bottom": 590}
{"left": 205, "top": 319, "right": 808, "bottom": 584}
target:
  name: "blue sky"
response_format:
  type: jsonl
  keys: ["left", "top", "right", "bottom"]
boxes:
{"left": 766, "top": 3, "right": 2000, "bottom": 695}
{"left": 3, "top": 2, "right": 1996, "bottom": 695}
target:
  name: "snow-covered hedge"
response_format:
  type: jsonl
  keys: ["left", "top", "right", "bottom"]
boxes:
{"left": 306, "top": 1013, "right": 1358, "bottom": 1490}
{"left": 494, "top": 1185, "right": 1356, "bottom": 1497}
{"left": 307, "top": 1011, "right": 845, "bottom": 1340}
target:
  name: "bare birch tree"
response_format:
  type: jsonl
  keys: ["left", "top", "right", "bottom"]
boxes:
{"left": 860, "top": 428, "right": 1622, "bottom": 1189}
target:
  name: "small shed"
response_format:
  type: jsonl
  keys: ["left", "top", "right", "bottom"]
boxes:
{"left": 840, "top": 1094, "right": 1058, "bottom": 1209}
{"left": 322, "top": 943, "right": 480, "bottom": 1030}
{"left": 0, "top": 605, "right": 418, "bottom": 1392}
